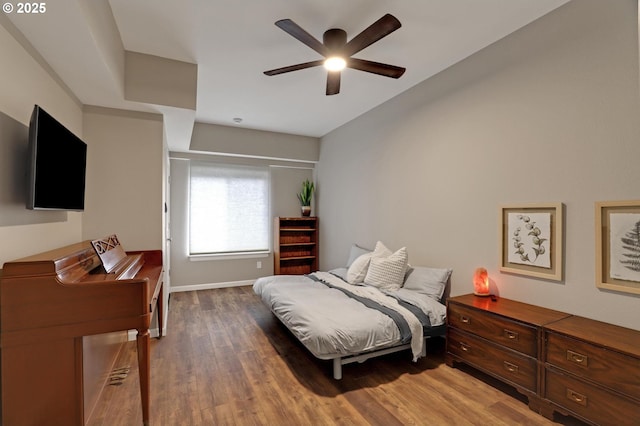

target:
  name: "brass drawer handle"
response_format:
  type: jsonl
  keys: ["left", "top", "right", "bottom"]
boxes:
{"left": 566, "top": 388, "right": 588, "bottom": 407}
{"left": 460, "top": 315, "right": 471, "bottom": 324}
{"left": 503, "top": 361, "right": 519, "bottom": 373}
{"left": 566, "top": 350, "right": 589, "bottom": 367}
{"left": 460, "top": 342, "right": 471, "bottom": 352}
{"left": 504, "top": 329, "right": 519, "bottom": 341}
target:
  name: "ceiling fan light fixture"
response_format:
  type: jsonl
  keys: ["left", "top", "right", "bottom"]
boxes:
{"left": 324, "top": 56, "right": 346, "bottom": 72}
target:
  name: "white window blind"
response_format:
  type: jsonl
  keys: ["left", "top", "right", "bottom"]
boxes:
{"left": 189, "top": 162, "right": 270, "bottom": 255}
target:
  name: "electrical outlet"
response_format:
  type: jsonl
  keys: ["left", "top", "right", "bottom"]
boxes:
{"left": 256, "top": 261, "right": 262, "bottom": 269}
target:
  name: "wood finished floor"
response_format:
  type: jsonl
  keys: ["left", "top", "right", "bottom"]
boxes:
{"left": 88, "top": 286, "right": 587, "bottom": 426}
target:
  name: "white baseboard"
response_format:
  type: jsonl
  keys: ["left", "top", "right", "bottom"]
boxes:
{"left": 169, "top": 279, "right": 254, "bottom": 293}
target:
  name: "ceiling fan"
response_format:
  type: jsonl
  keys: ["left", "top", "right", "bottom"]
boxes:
{"left": 264, "top": 14, "right": 406, "bottom": 95}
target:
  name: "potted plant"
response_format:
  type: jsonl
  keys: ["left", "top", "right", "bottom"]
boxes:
{"left": 296, "top": 179, "right": 315, "bottom": 216}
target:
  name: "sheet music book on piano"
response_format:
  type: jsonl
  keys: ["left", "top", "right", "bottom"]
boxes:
{"left": 91, "top": 234, "right": 127, "bottom": 273}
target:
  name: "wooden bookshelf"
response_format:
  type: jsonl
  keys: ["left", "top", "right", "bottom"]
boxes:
{"left": 274, "top": 217, "right": 318, "bottom": 275}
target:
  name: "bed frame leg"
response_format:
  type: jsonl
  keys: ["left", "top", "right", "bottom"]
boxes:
{"left": 333, "top": 358, "right": 342, "bottom": 380}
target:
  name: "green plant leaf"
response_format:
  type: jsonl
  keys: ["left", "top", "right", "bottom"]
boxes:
{"left": 296, "top": 179, "right": 315, "bottom": 206}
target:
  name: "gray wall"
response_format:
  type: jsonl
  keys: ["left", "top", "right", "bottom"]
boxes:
{"left": 169, "top": 152, "right": 315, "bottom": 288}
{"left": 0, "top": 15, "right": 84, "bottom": 266}
{"left": 0, "top": 16, "right": 166, "bottom": 264}
{"left": 317, "top": 0, "right": 640, "bottom": 330}
{"left": 82, "top": 106, "right": 164, "bottom": 250}
{"left": 191, "top": 122, "right": 319, "bottom": 162}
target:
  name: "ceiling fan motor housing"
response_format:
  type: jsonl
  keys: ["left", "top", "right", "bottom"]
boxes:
{"left": 323, "top": 28, "right": 347, "bottom": 52}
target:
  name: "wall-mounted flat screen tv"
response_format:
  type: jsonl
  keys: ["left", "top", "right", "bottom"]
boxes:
{"left": 27, "top": 105, "right": 87, "bottom": 211}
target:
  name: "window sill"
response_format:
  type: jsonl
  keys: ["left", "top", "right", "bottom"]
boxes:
{"left": 189, "top": 251, "right": 270, "bottom": 262}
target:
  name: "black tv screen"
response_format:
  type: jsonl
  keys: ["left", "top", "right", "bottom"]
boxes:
{"left": 27, "top": 105, "right": 87, "bottom": 211}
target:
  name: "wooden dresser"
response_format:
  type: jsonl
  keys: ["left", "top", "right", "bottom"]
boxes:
{"left": 446, "top": 294, "right": 640, "bottom": 425}
{"left": 446, "top": 294, "right": 570, "bottom": 411}
{"left": 543, "top": 316, "right": 640, "bottom": 425}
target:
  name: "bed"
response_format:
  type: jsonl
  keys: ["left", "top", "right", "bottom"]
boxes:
{"left": 253, "top": 242, "right": 452, "bottom": 379}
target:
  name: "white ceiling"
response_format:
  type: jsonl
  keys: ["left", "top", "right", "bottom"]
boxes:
{"left": 7, "top": 0, "right": 569, "bottom": 150}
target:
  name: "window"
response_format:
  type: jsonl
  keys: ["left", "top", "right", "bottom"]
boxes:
{"left": 189, "top": 162, "right": 270, "bottom": 256}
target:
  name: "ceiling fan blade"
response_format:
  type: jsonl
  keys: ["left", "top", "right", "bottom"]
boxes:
{"left": 343, "top": 14, "right": 401, "bottom": 57}
{"left": 264, "top": 60, "right": 324, "bottom": 76}
{"left": 326, "top": 72, "right": 340, "bottom": 95}
{"left": 347, "top": 58, "right": 405, "bottom": 78}
{"left": 275, "top": 19, "right": 329, "bottom": 57}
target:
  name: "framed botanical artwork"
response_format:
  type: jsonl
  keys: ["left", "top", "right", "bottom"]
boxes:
{"left": 595, "top": 200, "right": 640, "bottom": 294}
{"left": 499, "top": 203, "right": 564, "bottom": 281}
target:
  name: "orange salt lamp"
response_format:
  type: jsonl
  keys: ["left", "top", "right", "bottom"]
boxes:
{"left": 473, "top": 267, "right": 490, "bottom": 296}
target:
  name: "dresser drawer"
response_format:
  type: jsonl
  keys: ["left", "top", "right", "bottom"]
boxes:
{"left": 545, "top": 368, "right": 640, "bottom": 426}
{"left": 546, "top": 332, "right": 640, "bottom": 400}
{"left": 448, "top": 303, "right": 537, "bottom": 357}
{"left": 448, "top": 328, "right": 536, "bottom": 392}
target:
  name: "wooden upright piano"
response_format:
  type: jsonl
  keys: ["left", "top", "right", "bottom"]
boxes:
{"left": 0, "top": 239, "right": 163, "bottom": 426}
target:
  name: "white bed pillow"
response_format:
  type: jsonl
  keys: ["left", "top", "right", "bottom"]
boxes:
{"left": 403, "top": 266, "right": 452, "bottom": 301}
{"left": 346, "top": 241, "right": 392, "bottom": 284}
{"left": 373, "top": 240, "right": 393, "bottom": 257}
{"left": 346, "top": 253, "right": 371, "bottom": 284}
{"left": 364, "top": 246, "right": 408, "bottom": 291}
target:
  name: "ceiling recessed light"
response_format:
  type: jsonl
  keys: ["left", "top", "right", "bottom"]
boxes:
{"left": 324, "top": 57, "right": 346, "bottom": 72}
